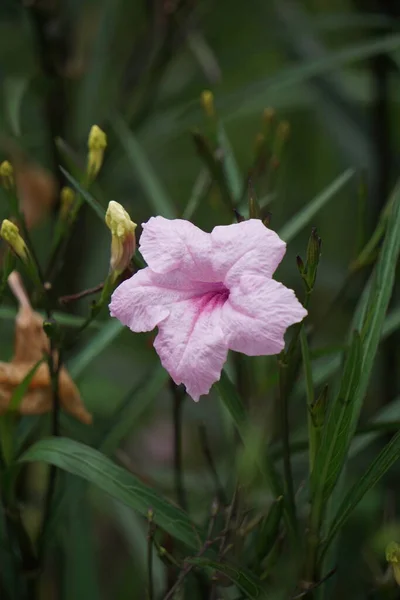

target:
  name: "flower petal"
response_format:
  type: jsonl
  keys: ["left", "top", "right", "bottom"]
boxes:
{"left": 109, "top": 268, "right": 220, "bottom": 332}
{"left": 139, "top": 216, "right": 217, "bottom": 280}
{"left": 221, "top": 274, "right": 307, "bottom": 356}
{"left": 210, "top": 219, "right": 286, "bottom": 286}
{"left": 153, "top": 291, "right": 229, "bottom": 401}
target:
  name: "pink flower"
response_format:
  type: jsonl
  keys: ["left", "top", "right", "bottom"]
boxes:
{"left": 109, "top": 217, "right": 307, "bottom": 401}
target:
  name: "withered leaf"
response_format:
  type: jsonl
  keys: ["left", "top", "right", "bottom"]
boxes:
{"left": 1, "top": 272, "right": 92, "bottom": 424}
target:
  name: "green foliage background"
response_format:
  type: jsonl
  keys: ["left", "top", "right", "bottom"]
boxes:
{"left": 1, "top": 0, "right": 400, "bottom": 598}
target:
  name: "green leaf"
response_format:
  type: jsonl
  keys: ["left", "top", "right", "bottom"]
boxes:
{"left": 113, "top": 116, "right": 176, "bottom": 219}
{"left": 0, "top": 358, "right": 45, "bottom": 465}
{"left": 187, "top": 557, "right": 265, "bottom": 599}
{"left": 347, "top": 180, "right": 400, "bottom": 441}
{"left": 278, "top": 169, "right": 355, "bottom": 243}
{"left": 311, "top": 331, "right": 362, "bottom": 502}
{"left": 181, "top": 169, "right": 211, "bottom": 220}
{"left": 4, "top": 76, "right": 29, "bottom": 137}
{"left": 20, "top": 438, "right": 205, "bottom": 552}
{"left": 217, "top": 124, "right": 242, "bottom": 203}
{"left": 68, "top": 319, "right": 123, "bottom": 380}
{"left": 322, "top": 428, "right": 400, "bottom": 559}
{"left": 63, "top": 498, "right": 102, "bottom": 600}
{"left": 8, "top": 358, "right": 45, "bottom": 413}
{"left": 60, "top": 166, "right": 106, "bottom": 221}
{"left": 254, "top": 496, "right": 284, "bottom": 565}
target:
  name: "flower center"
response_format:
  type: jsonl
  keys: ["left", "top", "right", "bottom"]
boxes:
{"left": 195, "top": 283, "right": 229, "bottom": 314}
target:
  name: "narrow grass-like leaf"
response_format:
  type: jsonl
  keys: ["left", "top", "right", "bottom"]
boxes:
{"left": 181, "top": 169, "right": 210, "bottom": 220}
{"left": 68, "top": 319, "right": 123, "bottom": 379}
{"left": 187, "top": 556, "right": 265, "bottom": 598}
{"left": 0, "top": 358, "right": 45, "bottom": 464}
{"left": 0, "top": 307, "right": 101, "bottom": 329}
{"left": 8, "top": 358, "right": 45, "bottom": 412}
{"left": 278, "top": 169, "right": 355, "bottom": 243}
{"left": 20, "top": 438, "right": 205, "bottom": 552}
{"left": 113, "top": 116, "right": 176, "bottom": 218}
{"left": 254, "top": 496, "right": 283, "bottom": 565}
{"left": 347, "top": 181, "right": 400, "bottom": 440}
{"left": 311, "top": 331, "right": 362, "bottom": 501}
{"left": 217, "top": 124, "right": 242, "bottom": 203}
{"left": 322, "top": 429, "right": 400, "bottom": 559}
{"left": 60, "top": 167, "right": 106, "bottom": 221}
{"left": 4, "top": 76, "right": 28, "bottom": 137}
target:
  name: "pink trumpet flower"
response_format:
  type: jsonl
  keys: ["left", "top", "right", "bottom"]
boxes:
{"left": 109, "top": 217, "right": 307, "bottom": 401}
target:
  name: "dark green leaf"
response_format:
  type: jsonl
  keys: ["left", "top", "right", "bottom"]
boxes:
{"left": 322, "top": 428, "right": 400, "bottom": 559}
{"left": 20, "top": 438, "right": 205, "bottom": 552}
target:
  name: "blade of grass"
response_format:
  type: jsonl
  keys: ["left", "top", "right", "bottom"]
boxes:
{"left": 67, "top": 319, "right": 123, "bottom": 380}
{"left": 60, "top": 167, "right": 106, "bottom": 221}
{"left": 20, "top": 438, "right": 206, "bottom": 552}
{"left": 278, "top": 168, "right": 355, "bottom": 243}
{"left": 321, "top": 428, "right": 400, "bottom": 560}
{"left": 113, "top": 116, "right": 176, "bottom": 218}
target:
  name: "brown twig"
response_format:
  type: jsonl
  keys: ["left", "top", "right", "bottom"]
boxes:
{"left": 162, "top": 538, "right": 217, "bottom": 600}
{"left": 58, "top": 283, "right": 104, "bottom": 305}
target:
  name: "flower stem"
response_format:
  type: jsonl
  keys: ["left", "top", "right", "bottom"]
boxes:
{"left": 37, "top": 344, "right": 62, "bottom": 566}
{"left": 278, "top": 356, "right": 298, "bottom": 543}
{"left": 170, "top": 381, "right": 187, "bottom": 510}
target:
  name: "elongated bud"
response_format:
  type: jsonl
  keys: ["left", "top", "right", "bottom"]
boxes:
{"left": 296, "top": 255, "right": 305, "bottom": 275}
{"left": 147, "top": 508, "right": 154, "bottom": 523}
{"left": 105, "top": 201, "right": 137, "bottom": 278}
{"left": 0, "top": 161, "right": 14, "bottom": 190}
{"left": 262, "top": 107, "right": 275, "bottom": 125}
{"left": 200, "top": 90, "right": 215, "bottom": 118}
{"left": 386, "top": 542, "right": 400, "bottom": 585}
{"left": 305, "top": 227, "right": 322, "bottom": 290}
{"left": 87, "top": 125, "right": 107, "bottom": 181}
{"left": 0, "top": 220, "right": 28, "bottom": 261}
{"left": 60, "top": 186, "right": 76, "bottom": 220}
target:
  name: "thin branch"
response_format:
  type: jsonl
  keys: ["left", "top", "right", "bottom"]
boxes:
{"left": 170, "top": 380, "right": 187, "bottom": 510}
{"left": 198, "top": 424, "right": 228, "bottom": 506}
{"left": 58, "top": 283, "right": 104, "bottom": 305}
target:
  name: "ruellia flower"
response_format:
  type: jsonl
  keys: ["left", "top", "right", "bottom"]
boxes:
{"left": 109, "top": 217, "right": 307, "bottom": 400}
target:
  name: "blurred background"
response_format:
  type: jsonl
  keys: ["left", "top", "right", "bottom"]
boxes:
{"left": 1, "top": 0, "right": 400, "bottom": 598}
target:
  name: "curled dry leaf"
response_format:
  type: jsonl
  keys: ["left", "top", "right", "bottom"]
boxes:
{"left": 0, "top": 272, "right": 92, "bottom": 424}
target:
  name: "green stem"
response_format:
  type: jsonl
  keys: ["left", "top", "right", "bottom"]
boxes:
{"left": 278, "top": 357, "right": 298, "bottom": 542}
{"left": 300, "top": 328, "right": 317, "bottom": 473}
{"left": 170, "top": 381, "right": 187, "bottom": 511}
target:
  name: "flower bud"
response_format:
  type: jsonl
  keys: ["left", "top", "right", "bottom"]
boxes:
{"left": 386, "top": 542, "right": 400, "bottom": 585}
{"left": 105, "top": 201, "right": 137, "bottom": 277}
{"left": 305, "top": 227, "right": 322, "bottom": 290}
{"left": 0, "top": 161, "right": 14, "bottom": 190}
{"left": 60, "top": 186, "right": 76, "bottom": 220}
{"left": 87, "top": 125, "right": 107, "bottom": 181}
{"left": 200, "top": 90, "right": 215, "bottom": 118}
{"left": 0, "top": 220, "right": 28, "bottom": 261}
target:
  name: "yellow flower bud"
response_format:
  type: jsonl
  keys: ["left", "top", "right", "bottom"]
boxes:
{"left": 0, "top": 220, "right": 28, "bottom": 261}
{"left": 0, "top": 161, "right": 14, "bottom": 190}
{"left": 386, "top": 542, "right": 400, "bottom": 586}
{"left": 87, "top": 125, "right": 107, "bottom": 181}
{"left": 200, "top": 90, "right": 215, "bottom": 118}
{"left": 60, "top": 186, "right": 76, "bottom": 220}
{"left": 105, "top": 201, "right": 137, "bottom": 276}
